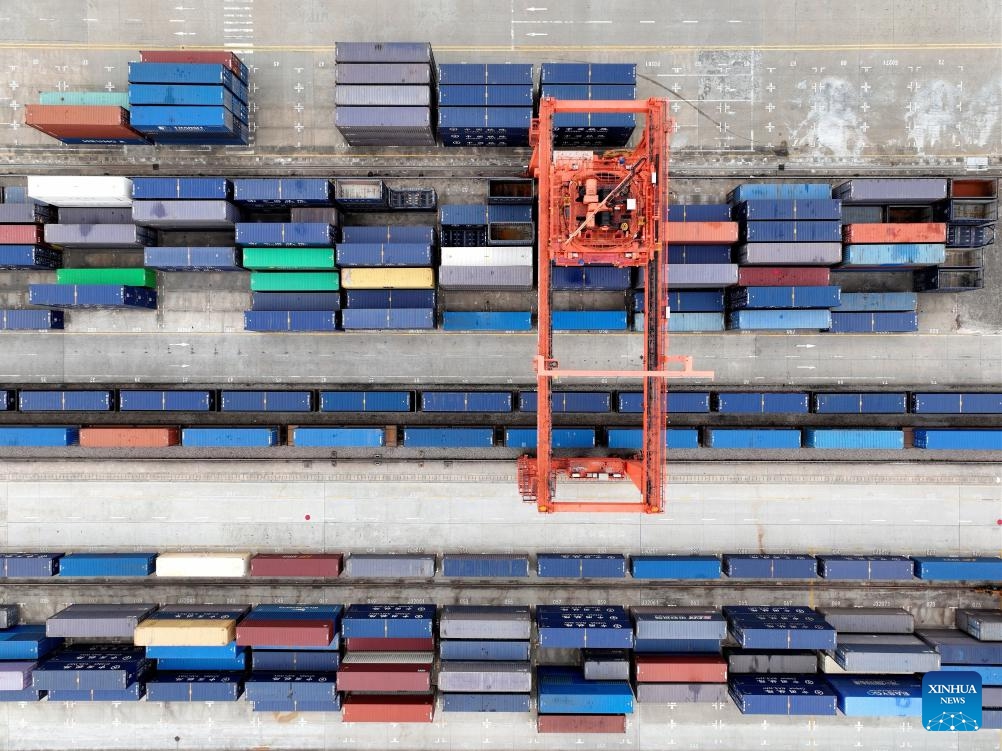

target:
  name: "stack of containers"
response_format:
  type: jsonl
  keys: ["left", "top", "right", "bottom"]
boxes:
{"left": 437, "top": 64, "right": 533, "bottom": 147}
{"left": 240, "top": 605, "right": 342, "bottom": 712}
{"left": 955, "top": 608, "right": 1002, "bottom": 722}
{"left": 133, "top": 177, "right": 241, "bottom": 271}
{"left": 0, "top": 191, "right": 63, "bottom": 330}
{"left": 32, "top": 644, "right": 150, "bottom": 702}
{"left": 631, "top": 607, "right": 729, "bottom": 705}
{"left": 339, "top": 604, "right": 436, "bottom": 723}
{"left": 0, "top": 607, "right": 59, "bottom": 703}
{"left": 338, "top": 224, "right": 436, "bottom": 330}
{"left": 139, "top": 604, "right": 250, "bottom": 704}
{"left": 919, "top": 621, "right": 1002, "bottom": 699}
{"left": 25, "top": 96, "right": 148, "bottom": 145}
{"left": 922, "top": 177, "right": 997, "bottom": 292}
{"left": 334, "top": 43, "right": 435, "bottom": 146}
{"left": 828, "top": 292, "right": 918, "bottom": 333}
{"left": 728, "top": 184, "right": 841, "bottom": 331}
{"left": 438, "top": 605, "right": 533, "bottom": 713}
{"left": 552, "top": 264, "right": 630, "bottom": 331}
{"left": 128, "top": 50, "right": 249, "bottom": 145}
{"left": 535, "top": 606, "right": 634, "bottom": 733}
{"left": 539, "top": 63, "right": 637, "bottom": 148}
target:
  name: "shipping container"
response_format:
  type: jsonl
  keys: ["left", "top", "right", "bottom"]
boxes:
{"left": 829, "top": 634, "right": 940, "bottom": 673}
{"left": 536, "top": 606, "right": 633, "bottom": 649}
{"left": 618, "top": 391, "right": 711, "bottom": 413}
{"left": 442, "top": 693, "right": 530, "bottom": 713}
{"left": 441, "top": 312, "right": 532, "bottom": 331}
{"left": 734, "top": 200, "right": 842, "bottom": 221}
{"left": 29, "top": 284, "right": 157, "bottom": 309}
{"left": 841, "top": 243, "right": 946, "bottom": 268}
{"left": 440, "top": 246, "right": 532, "bottom": 266}
{"left": 504, "top": 428, "right": 597, "bottom": 449}
{"left": 128, "top": 84, "right": 247, "bottom": 117}
{"left": 917, "top": 629, "right": 1002, "bottom": 664}
{"left": 911, "top": 393, "right": 1002, "bottom": 414}
{"left": 706, "top": 429, "right": 802, "bottom": 449}
{"left": 340, "top": 268, "right": 434, "bottom": 289}
{"left": 335, "top": 41, "right": 432, "bottom": 63}
{"left": 731, "top": 286, "right": 841, "bottom": 309}
{"left": 249, "top": 554, "right": 342, "bottom": 578}
{"left": 344, "top": 554, "right": 436, "bottom": 578}
{"left": 131, "top": 177, "right": 231, "bottom": 201}
{"left": 666, "top": 204, "right": 732, "bottom": 222}
{"left": 553, "top": 311, "right": 628, "bottom": 331}
{"left": 438, "top": 662, "right": 531, "bottom": 693}
{"left": 825, "top": 675, "right": 922, "bottom": 717}
{"left": 713, "top": 392, "right": 809, "bottom": 413}
{"left": 130, "top": 106, "right": 241, "bottom": 136}
{"left": 155, "top": 552, "right": 250, "bottom": 578}
{"left": 244, "top": 311, "right": 339, "bottom": 332}
{"left": 55, "top": 268, "right": 156, "bottom": 287}
{"left": 39, "top": 91, "right": 131, "bottom": 108}
{"left": 0, "top": 308, "right": 65, "bottom": 331}
{"left": 728, "top": 309, "right": 832, "bottom": 330}
{"left": 340, "top": 225, "right": 434, "bottom": 244}
{"left": 340, "top": 308, "right": 434, "bottom": 329}
{"left": 24, "top": 105, "right": 146, "bottom": 144}
{"left": 912, "top": 556, "right": 1002, "bottom": 581}
{"left": 936, "top": 199, "right": 997, "bottom": 225}
{"left": 663, "top": 264, "right": 739, "bottom": 288}
{"left": 235, "top": 222, "right": 336, "bottom": 247}
{"left": 727, "top": 183, "right": 833, "bottom": 202}
{"left": 145, "top": 246, "right": 241, "bottom": 271}
{"left": 828, "top": 312, "right": 918, "bottom": 333}
{"left": 0, "top": 554, "right": 62, "bottom": 579}
{"left": 913, "top": 429, "right": 1002, "bottom": 450}
{"left": 56, "top": 207, "right": 134, "bottom": 224}
{"left": 843, "top": 222, "right": 946, "bottom": 244}
{"left": 119, "top": 390, "right": 213, "bottom": 412}
{"left": 439, "top": 641, "right": 531, "bottom": 661}
{"left": 402, "top": 427, "right": 494, "bottom": 448}
{"left": 0, "top": 225, "right": 44, "bottom": 244}
{"left": 956, "top": 609, "right": 1002, "bottom": 641}
{"left": 439, "top": 605, "right": 531, "bottom": 641}
{"left": 738, "top": 242, "right": 842, "bottom": 265}
{"left": 336, "top": 243, "right": 433, "bottom": 267}
{"left": 181, "top": 427, "right": 279, "bottom": 447}
{"left": 947, "top": 224, "right": 995, "bottom": 247}
{"left": 290, "top": 207, "right": 341, "bottom": 225}
{"left": 43, "top": 223, "right": 154, "bottom": 248}
{"left": 27, "top": 176, "right": 133, "bottom": 207}
{"left": 0, "top": 203, "right": 54, "bottom": 223}
{"left": 537, "top": 714, "right": 627, "bottom": 733}
{"left": 815, "top": 556, "right": 914, "bottom": 582}
{"left": 666, "top": 244, "right": 733, "bottom": 264}
{"left": 441, "top": 554, "right": 530, "bottom": 578}
{"left": 630, "top": 556, "right": 722, "bottom": 580}
{"left": 241, "top": 247, "right": 336, "bottom": 270}
{"left": 139, "top": 50, "right": 248, "bottom": 80}
{"left": 0, "top": 427, "right": 77, "bottom": 446}
{"left": 0, "top": 246, "right": 61, "bottom": 270}
{"left": 232, "top": 179, "right": 332, "bottom": 205}
{"left": 804, "top": 429, "right": 904, "bottom": 449}
{"left": 58, "top": 552, "right": 157, "bottom": 577}
{"left": 724, "top": 555, "right": 818, "bottom": 579}
{"left": 634, "top": 655, "right": 727, "bottom": 684}
{"left": 146, "top": 673, "right": 243, "bottom": 702}
{"left": 537, "top": 554, "right": 627, "bottom": 579}
{"left": 335, "top": 85, "right": 431, "bottom": 107}
{"left": 79, "top": 427, "right": 180, "bottom": 448}
{"left": 743, "top": 221, "right": 842, "bottom": 243}
{"left": 832, "top": 292, "right": 917, "bottom": 311}
{"left": 736, "top": 267, "right": 831, "bottom": 287}
{"left": 550, "top": 265, "right": 631, "bottom": 290}
{"left": 19, "top": 390, "right": 112, "bottom": 412}
{"left": 833, "top": 178, "right": 947, "bottom": 203}
{"left": 341, "top": 693, "right": 434, "bottom": 723}
{"left": 248, "top": 272, "right": 339, "bottom": 292}
{"left": 320, "top": 391, "right": 412, "bottom": 412}
{"left": 132, "top": 200, "right": 239, "bottom": 229}
{"left": 518, "top": 391, "right": 611, "bottom": 413}
{"left": 665, "top": 222, "right": 739, "bottom": 244}
{"left": 0, "top": 626, "right": 63, "bottom": 660}
{"left": 818, "top": 607, "right": 914, "bottom": 632}
{"left": 341, "top": 603, "right": 435, "bottom": 636}
{"left": 536, "top": 666, "right": 634, "bottom": 715}
{"left": 336, "top": 63, "right": 431, "bottom": 85}
{"left": 419, "top": 391, "right": 511, "bottom": 413}
{"left": 45, "top": 603, "right": 156, "bottom": 638}
{"left": 729, "top": 675, "right": 837, "bottom": 715}
{"left": 812, "top": 393, "right": 907, "bottom": 414}
{"left": 438, "top": 266, "right": 533, "bottom": 290}
{"left": 290, "top": 427, "right": 384, "bottom": 447}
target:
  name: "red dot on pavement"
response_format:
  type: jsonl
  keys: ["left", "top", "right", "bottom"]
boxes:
{"left": 304, "top": 514, "right": 311, "bottom": 521}
{"left": 996, "top": 519, "right": 1002, "bottom": 526}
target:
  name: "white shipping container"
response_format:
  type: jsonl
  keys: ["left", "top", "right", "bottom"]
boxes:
{"left": 27, "top": 176, "right": 133, "bottom": 207}
{"left": 440, "top": 246, "right": 534, "bottom": 267}
{"left": 155, "top": 552, "right": 251, "bottom": 578}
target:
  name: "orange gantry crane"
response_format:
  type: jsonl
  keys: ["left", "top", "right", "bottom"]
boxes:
{"left": 518, "top": 96, "right": 713, "bottom": 514}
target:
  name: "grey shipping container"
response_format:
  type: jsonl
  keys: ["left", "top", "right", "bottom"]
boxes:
{"left": 335, "top": 85, "right": 431, "bottom": 106}
{"left": 956, "top": 609, "right": 1002, "bottom": 641}
{"left": 0, "top": 604, "right": 19, "bottom": 629}
{"left": 344, "top": 554, "right": 435, "bottom": 578}
{"left": 666, "top": 264, "right": 738, "bottom": 288}
{"left": 439, "top": 606, "right": 532, "bottom": 641}
{"left": 437, "top": 661, "right": 532, "bottom": 693}
{"left": 132, "top": 200, "right": 239, "bottom": 228}
{"left": 738, "top": 242, "right": 843, "bottom": 265}
{"left": 43, "top": 224, "right": 154, "bottom": 248}
{"left": 335, "top": 107, "right": 432, "bottom": 129}
{"left": 57, "top": 207, "right": 134, "bottom": 224}
{"left": 289, "top": 207, "right": 341, "bottom": 225}
{"left": 833, "top": 178, "right": 948, "bottom": 203}
{"left": 830, "top": 634, "right": 940, "bottom": 673}
{"left": 582, "top": 650, "right": 631, "bottom": 681}
{"left": 438, "top": 265, "right": 533, "bottom": 290}
{"left": 817, "top": 607, "right": 914, "bottom": 634}
{"left": 334, "top": 42, "right": 433, "bottom": 63}
{"left": 726, "top": 650, "right": 820, "bottom": 674}
{"left": 632, "top": 607, "right": 727, "bottom": 641}
{"left": 45, "top": 603, "right": 158, "bottom": 638}
{"left": 637, "top": 683, "right": 729, "bottom": 704}
{"left": 335, "top": 63, "right": 432, "bottom": 85}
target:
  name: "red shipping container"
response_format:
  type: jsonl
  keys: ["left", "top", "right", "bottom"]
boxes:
{"left": 665, "top": 222, "right": 739, "bottom": 245}
{"left": 0, "top": 225, "right": 45, "bottom": 244}
{"left": 79, "top": 427, "right": 180, "bottom": 448}
{"left": 249, "top": 553, "right": 342, "bottom": 578}
{"left": 634, "top": 655, "right": 727, "bottom": 683}
{"left": 537, "top": 715, "right": 627, "bottom": 734}
{"left": 342, "top": 693, "right": 435, "bottom": 723}
{"left": 24, "top": 105, "right": 146, "bottom": 142}
{"left": 843, "top": 223, "right": 946, "bottom": 244}
{"left": 140, "top": 50, "right": 246, "bottom": 79}
{"left": 337, "top": 663, "right": 432, "bottom": 692}
{"left": 346, "top": 637, "right": 435, "bottom": 652}
{"left": 737, "top": 267, "right": 831, "bottom": 287}
{"left": 235, "top": 619, "right": 334, "bottom": 647}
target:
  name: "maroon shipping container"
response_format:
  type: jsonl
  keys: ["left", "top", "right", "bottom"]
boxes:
{"left": 342, "top": 693, "right": 435, "bottom": 723}
{"left": 537, "top": 715, "right": 627, "bottom": 734}
{"left": 634, "top": 655, "right": 727, "bottom": 683}
{"left": 337, "top": 663, "right": 432, "bottom": 692}
{"left": 843, "top": 223, "right": 947, "bottom": 244}
{"left": 249, "top": 553, "right": 343, "bottom": 578}
{"left": 737, "top": 266, "right": 831, "bottom": 287}
{"left": 140, "top": 50, "right": 245, "bottom": 79}
{"left": 346, "top": 637, "right": 435, "bottom": 652}
{"left": 235, "top": 619, "right": 334, "bottom": 647}
{"left": 0, "top": 225, "right": 45, "bottom": 244}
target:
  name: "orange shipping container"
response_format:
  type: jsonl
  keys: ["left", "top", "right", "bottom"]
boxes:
{"left": 24, "top": 105, "right": 145, "bottom": 142}
{"left": 634, "top": 655, "right": 728, "bottom": 683}
{"left": 665, "top": 222, "right": 739, "bottom": 245}
{"left": 79, "top": 427, "right": 180, "bottom": 448}
{"left": 342, "top": 694, "right": 434, "bottom": 723}
{"left": 843, "top": 223, "right": 946, "bottom": 244}
{"left": 537, "top": 715, "right": 627, "bottom": 734}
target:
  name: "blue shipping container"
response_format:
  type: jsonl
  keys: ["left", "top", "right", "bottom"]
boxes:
{"left": 220, "top": 391, "right": 312, "bottom": 412}
{"left": 666, "top": 245, "right": 733, "bottom": 264}
{"left": 729, "top": 310, "right": 832, "bottom": 330}
{"left": 319, "top": 391, "right": 412, "bottom": 412}
{"left": 335, "top": 243, "right": 433, "bottom": 267}
{"left": 146, "top": 674, "right": 243, "bottom": 702}
{"left": 441, "top": 693, "right": 531, "bottom": 713}
{"left": 144, "top": 247, "right": 242, "bottom": 271}
{"left": 58, "top": 553, "right": 157, "bottom": 577}
{"left": 828, "top": 312, "right": 918, "bottom": 333}
{"left": 0, "top": 310, "right": 64, "bottom": 330}
{"left": 606, "top": 428, "right": 699, "bottom": 450}
{"left": 344, "top": 290, "right": 435, "bottom": 309}
{"left": 28, "top": 284, "right": 157, "bottom": 309}
{"left": 181, "top": 428, "right": 279, "bottom": 447}
{"left": 339, "top": 225, "right": 434, "bottom": 244}
{"left": 617, "top": 392, "right": 711, "bottom": 413}
{"left": 536, "top": 666, "right": 634, "bottom": 715}
{"left": 441, "top": 555, "right": 530, "bottom": 578}
{"left": 441, "top": 312, "right": 532, "bottom": 331}
{"left": 519, "top": 392, "right": 611, "bottom": 413}
{"left": 714, "top": 392, "right": 809, "bottom": 413}
{"left": 553, "top": 311, "right": 627, "bottom": 331}
{"left": 130, "top": 106, "right": 239, "bottom": 135}
{"left": 734, "top": 200, "right": 841, "bottom": 221}
{"left": 128, "top": 62, "right": 236, "bottom": 89}
{"left": 119, "top": 390, "right": 213, "bottom": 411}
{"left": 666, "top": 204, "right": 733, "bottom": 222}
{"left": 536, "top": 606, "right": 633, "bottom": 649}
{"left": 235, "top": 223, "right": 336, "bottom": 247}
{"left": 551, "top": 265, "right": 632, "bottom": 290}
{"left": 537, "top": 554, "right": 626, "bottom": 579}
{"left": 402, "top": 428, "right": 495, "bottom": 448}
{"left": 812, "top": 393, "right": 907, "bottom": 414}
{"left": 630, "top": 555, "right": 722, "bottom": 579}
{"left": 250, "top": 293, "right": 340, "bottom": 311}
{"left": 438, "top": 641, "right": 531, "bottom": 661}
{"left": 912, "top": 557, "right": 1002, "bottom": 581}
{"left": 0, "top": 554, "right": 62, "bottom": 578}
{"left": 832, "top": 292, "right": 918, "bottom": 311}
{"left": 731, "top": 286, "right": 841, "bottom": 309}
{"left": 131, "top": 177, "right": 231, "bottom": 200}
{"left": 0, "top": 246, "right": 62, "bottom": 270}
{"left": 341, "top": 604, "right": 435, "bottom": 639}
{"left": 804, "top": 429, "right": 904, "bottom": 449}
{"left": 18, "top": 391, "right": 111, "bottom": 412}
{"left": 291, "top": 428, "right": 384, "bottom": 448}
{"left": 841, "top": 244, "right": 946, "bottom": 267}
{"left": 706, "top": 429, "right": 802, "bottom": 449}
{"left": 0, "top": 626, "right": 63, "bottom": 659}
{"left": 420, "top": 392, "right": 513, "bottom": 413}
{"left": 243, "top": 311, "right": 339, "bottom": 332}
{"left": 914, "top": 429, "right": 1002, "bottom": 450}
{"left": 340, "top": 308, "right": 434, "bottom": 330}
{"left": 817, "top": 555, "right": 914, "bottom": 581}
{"left": 635, "top": 290, "right": 726, "bottom": 313}
{"left": 911, "top": 393, "right": 1002, "bottom": 414}
{"left": 0, "top": 427, "right": 78, "bottom": 447}
{"left": 727, "top": 183, "right": 833, "bottom": 202}
{"left": 504, "top": 428, "right": 597, "bottom": 449}
{"left": 232, "top": 179, "right": 332, "bottom": 205}
{"left": 128, "top": 84, "right": 247, "bottom": 120}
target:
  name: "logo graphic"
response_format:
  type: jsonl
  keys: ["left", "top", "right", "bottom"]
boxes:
{"left": 923, "top": 671, "right": 982, "bottom": 731}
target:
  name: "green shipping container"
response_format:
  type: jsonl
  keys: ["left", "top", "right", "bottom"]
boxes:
{"left": 56, "top": 268, "right": 158, "bottom": 287}
{"left": 249, "top": 272, "right": 340, "bottom": 291}
{"left": 39, "top": 91, "right": 132, "bottom": 110}
{"left": 242, "top": 247, "right": 336, "bottom": 270}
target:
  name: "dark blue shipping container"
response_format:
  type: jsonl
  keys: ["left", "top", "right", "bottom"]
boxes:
{"left": 503, "top": 428, "right": 597, "bottom": 449}
{"left": 537, "top": 554, "right": 627, "bottom": 579}
{"left": 911, "top": 393, "right": 1002, "bottom": 414}
{"left": 438, "top": 85, "right": 533, "bottom": 107}
{"left": 420, "top": 392, "right": 512, "bottom": 413}
{"left": 0, "top": 554, "right": 62, "bottom": 578}
{"left": 666, "top": 204, "right": 733, "bottom": 222}
{"left": 714, "top": 392, "right": 809, "bottom": 413}
{"left": 181, "top": 428, "right": 279, "bottom": 447}
{"left": 439, "top": 641, "right": 531, "bottom": 661}
{"left": 144, "top": 246, "right": 241, "bottom": 271}
{"left": 440, "top": 204, "right": 488, "bottom": 226}
{"left": 731, "top": 286, "right": 841, "bottom": 309}
{"left": 617, "top": 392, "right": 711, "bottom": 413}
{"left": 0, "top": 688, "right": 43, "bottom": 702}
{"left": 243, "top": 311, "right": 339, "bottom": 332}
{"left": 232, "top": 179, "right": 332, "bottom": 205}
{"left": 634, "top": 290, "right": 725, "bottom": 313}
{"left": 0, "top": 391, "right": 14, "bottom": 410}
{"left": 441, "top": 693, "right": 531, "bottom": 713}
{"left": 441, "top": 555, "right": 530, "bottom": 578}
{"left": 19, "top": 390, "right": 111, "bottom": 412}
{"left": 44, "top": 684, "right": 145, "bottom": 701}
{"left": 550, "top": 265, "right": 632, "bottom": 290}
{"left": 128, "top": 62, "right": 236, "bottom": 89}
{"left": 536, "top": 607, "right": 634, "bottom": 649}
{"left": 831, "top": 292, "right": 917, "bottom": 311}
{"left": 0, "top": 310, "right": 64, "bottom": 330}
{"left": 914, "top": 429, "right": 1002, "bottom": 450}
{"left": 335, "top": 243, "right": 433, "bottom": 267}
{"left": 918, "top": 630, "right": 1002, "bottom": 664}
{"left": 634, "top": 638, "right": 722, "bottom": 654}
{"left": 291, "top": 428, "right": 385, "bottom": 447}
{"left": 58, "top": 553, "right": 157, "bottom": 577}
{"left": 606, "top": 428, "right": 700, "bottom": 449}
{"left": 742, "top": 221, "right": 842, "bottom": 243}
{"left": 146, "top": 673, "right": 243, "bottom": 702}
{"left": 251, "top": 650, "right": 340, "bottom": 672}
{"left": 235, "top": 223, "right": 336, "bottom": 247}
{"left": 724, "top": 554, "right": 818, "bottom": 579}
{"left": 947, "top": 224, "right": 995, "bottom": 248}
{"left": 402, "top": 428, "right": 495, "bottom": 448}
{"left": 28, "top": 284, "right": 157, "bottom": 309}
{"left": 727, "top": 183, "right": 833, "bottom": 202}
{"left": 119, "top": 390, "right": 214, "bottom": 412}
{"left": 666, "top": 245, "right": 734, "bottom": 264}
{"left": 0, "top": 626, "right": 63, "bottom": 659}
{"left": 131, "top": 177, "right": 231, "bottom": 200}
{"left": 519, "top": 392, "right": 611, "bottom": 413}
{"left": 340, "top": 308, "right": 434, "bottom": 330}
{"left": 339, "top": 225, "right": 435, "bottom": 244}
{"left": 553, "top": 311, "right": 627, "bottom": 330}
{"left": 631, "top": 555, "right": 722, "bottom": 579}
{"left": 344, "top": 290, "right": 436, "bottom": 309}
{"left": 541, "top": 63, "right": 636, "bottom": 84}
{"left": 131, "top": 106, "right": 239, "bottom": 135}
{"left": 817, "top": 555, "right": 914, "bottom": 580}
{"left": 438, "top": 63, "right": 533, "bottom": 85}
{"left": 913, "top": 556, "right": 1002, "bottom": 580}
{"left": 220, "top": 391, "right": 313, "bottom": 412}
{"left": 812, "top": 393, "right": 907, "bottom": 414}
{"left": 153, "top": 653, "right": 247, "bottom": 672}
{"left": 244, "top": 673, "right": 338, "bottom": 702}
{"left": 319, "top": 391, "right": 412, "bottom": 412}
{"left": 250, "top": 292, "right": 340, "bottom": 311}
{"left": 734, "top": 200, "right": 841, "bottom": 221}
{"left": 706, "top": 429, "right": 802, "bottom": 449}
{"left": 729, "top": 675, "right": 837, "bottom": 716}
{"left": 441, "top": 312, "right": 532, "bottom": 331}
{"left": 828, "top": 312, "right": 918, "bottom": 333}
{"left": 251, "top": 698, "right": 342, "bottom": 712}
{"left": 341, "top": 604, "right": 436, "bottom": 639}
{"left": 0, "top": 246, "right": 62, "bottom": 269}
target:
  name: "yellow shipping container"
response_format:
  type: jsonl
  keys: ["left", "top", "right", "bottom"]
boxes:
{"left": 341, "top": 268, "right": 435, "bottom": 289}
{"left": 133, "top": 619, "right": 237, "bottom": 646}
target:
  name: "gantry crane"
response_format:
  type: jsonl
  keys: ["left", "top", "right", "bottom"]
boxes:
{"left": 518, "top": 96, "right": 713, "bottom": 513}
